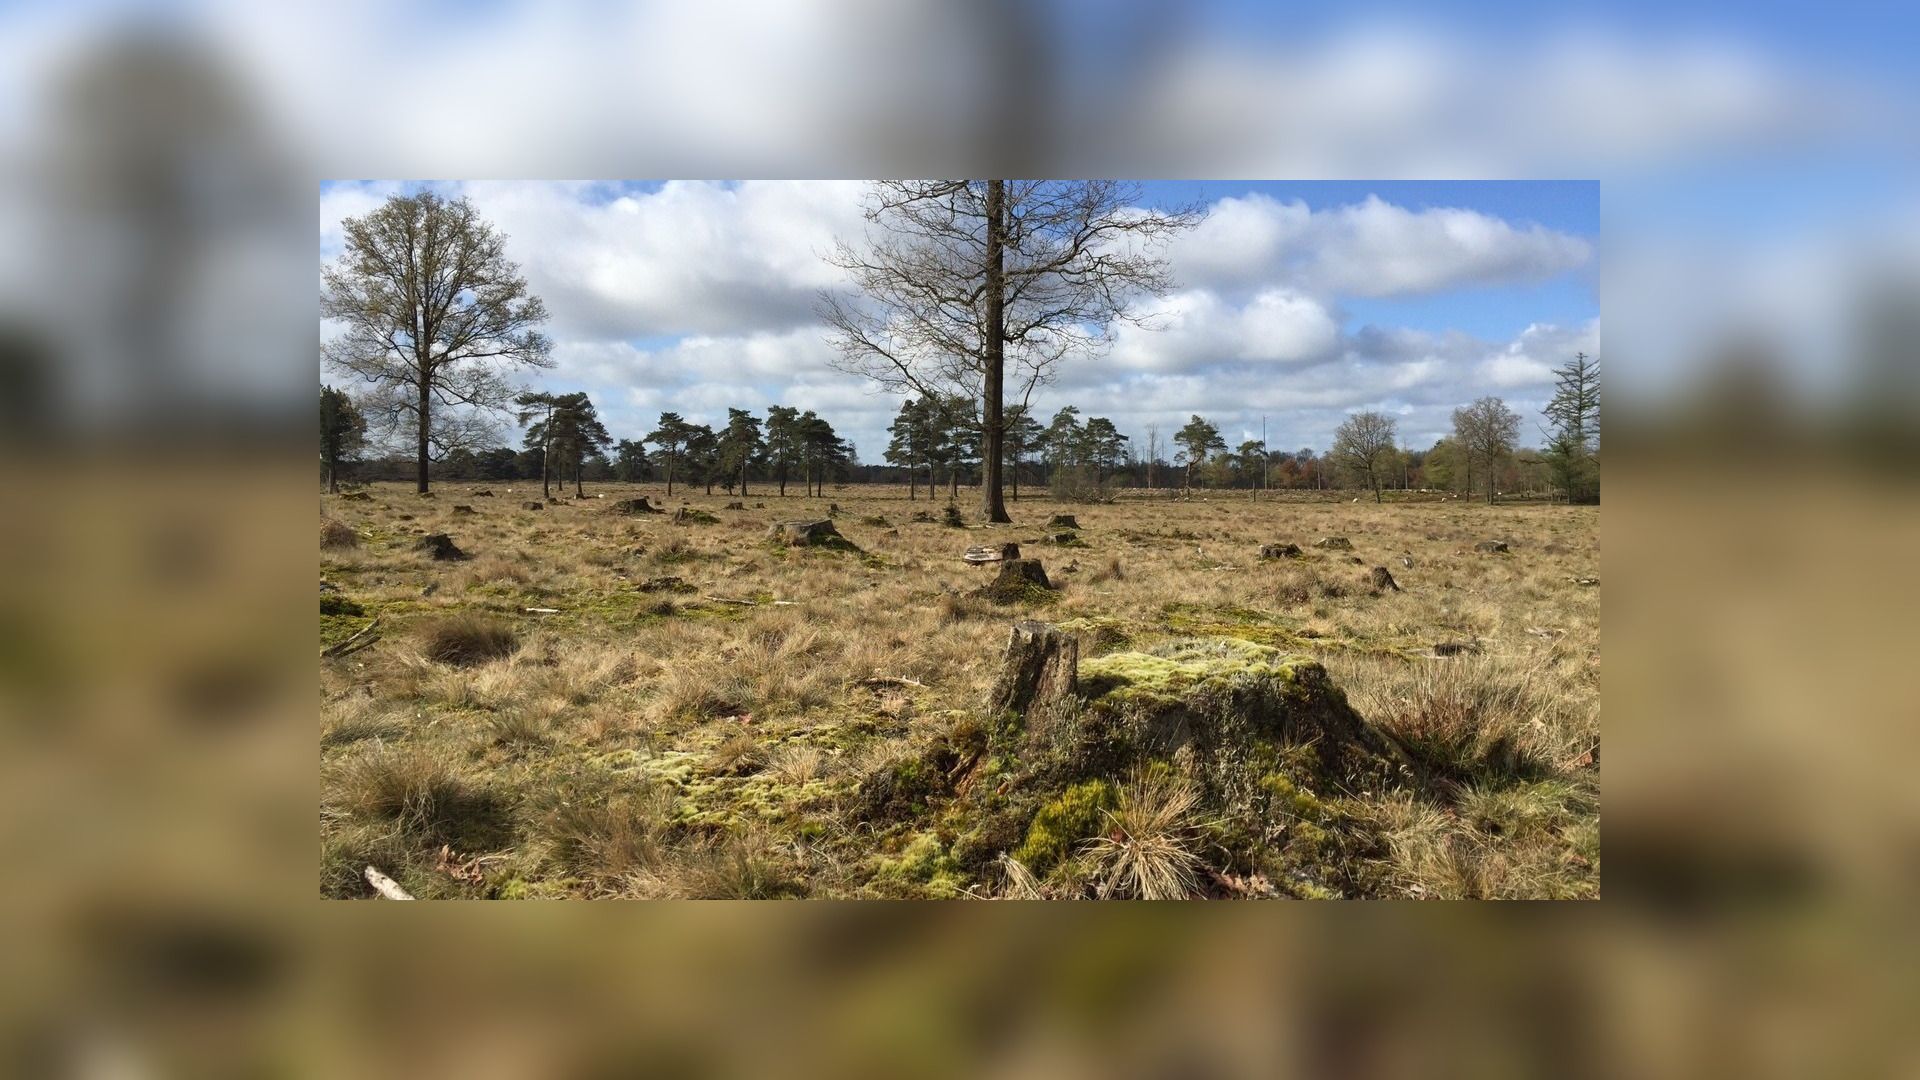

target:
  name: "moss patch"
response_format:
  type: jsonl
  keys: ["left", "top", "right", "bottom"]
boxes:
{"left": 1011, "top": 779, "right": 1117, "bottom": 875}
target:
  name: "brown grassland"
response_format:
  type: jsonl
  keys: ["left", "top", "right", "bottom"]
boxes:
{"left": 320, "top": 481, "right": 1598, "bottom": 899}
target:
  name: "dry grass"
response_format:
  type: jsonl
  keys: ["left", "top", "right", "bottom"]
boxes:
{"left": 416, "top": 612, "right": 520, "bottom": 667}
{"left": 321, "top": 480, "right": 1598, "bottom": 899}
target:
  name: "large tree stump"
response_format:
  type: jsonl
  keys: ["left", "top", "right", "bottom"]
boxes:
{"left": 987, "top": 620, "right": 1079, "bottom": 719}
{"left": 1045, "top": 514, "right": 1079, "bottom": 529}
{"left": 613, "top": 497, "right": 660, "bottom": 514}
{"left": 522, "top": 501, "right": 544, "bottom": 511}
{"left": 414, "top": 533, "right": 469, "bottom": 561}
{"left": 1260, "top": 542, "right": 1303, "bottom": 559}
{"left": 769, "top": 519, "right": 848, "bottom": 547}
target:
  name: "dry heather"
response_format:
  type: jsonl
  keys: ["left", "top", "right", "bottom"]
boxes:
{"left": 321, "top": 481, "right": 1598, "bottom": 899}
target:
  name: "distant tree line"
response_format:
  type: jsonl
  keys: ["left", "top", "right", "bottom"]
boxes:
{"left": 322, "top": 353, "right": 1598, "bottom": 506}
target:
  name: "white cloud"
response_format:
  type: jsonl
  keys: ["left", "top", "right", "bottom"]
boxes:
{"left": 1172, "top": 193, "right": 1591, "bottom": 298}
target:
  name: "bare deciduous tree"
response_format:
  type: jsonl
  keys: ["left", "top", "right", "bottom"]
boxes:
{"left": 323, "top": 191, "right": 552, "bottom": 493}
{"left": 820, "top": 181, "right": 1196, "bottom": 522}
{"left": 1330, "top": 411, "right": 1399, "bottom": 503}
{"left": 1452, "top": 396, "right": 1521, "bottom": 505}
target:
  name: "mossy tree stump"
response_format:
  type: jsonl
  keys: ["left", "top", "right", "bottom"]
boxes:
{"left": 987, "top": 621, "right": 1079, "bottom": 719}
{"left": 769, "top": 519, "right": 853, "bottom": 548}
{"left": 1259, "top": 543, "right": 1302, "bottom": 559}
{"left": 1046, "top": 514, "right": 1079, "bottom": 529}
{"left": 978, "top": 558, "right": 1055, "bottom": 603}
{"left": 613, "top": 497, "right": 660, "bottom": 514}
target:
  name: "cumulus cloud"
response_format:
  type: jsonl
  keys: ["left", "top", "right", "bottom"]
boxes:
{"left": 1172, "top": 193, "right": 1591, "bottom": 297}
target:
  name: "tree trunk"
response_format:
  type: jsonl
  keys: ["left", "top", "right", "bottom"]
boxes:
{"left": 326, "top": 448, "right": 338, "bottom": 494}
{"left": 665, "top": 455, "right": 675, "bottom": 496}
{"left": 740, "top": 458, "right": 748, "bottom": 497}
{"left": 980, "top": 180, "right": 1012, "bottom": 524}
{"left": 987, "top": 620, "right": 1078, "bottom": 720}
{"left": 415, "top": 369, "right": 431, "bottom": 494}
{"left": 575, "top": 456, "right": 583, "bottom": 497}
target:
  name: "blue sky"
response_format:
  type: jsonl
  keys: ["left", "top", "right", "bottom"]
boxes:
{"left": 321, "top": 179, "right": 1599, "bottom": 459}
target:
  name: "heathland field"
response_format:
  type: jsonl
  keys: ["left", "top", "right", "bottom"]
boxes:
{"left": 320, "top": 482, "right": 1599, "bottom": 899}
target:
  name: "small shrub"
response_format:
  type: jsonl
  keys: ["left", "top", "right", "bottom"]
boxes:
{"left": 417, "top": 613, "right": 519, "bottom": 667}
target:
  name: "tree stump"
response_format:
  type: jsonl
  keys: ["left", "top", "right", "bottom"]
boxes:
{"left": 1367, "top": 566, "right": 1401, "bottom": 592}
{"left": 452, "top": 504, "right": 475, "bottom": 515}
{"left": 523, "top": 501, "right": 545, "bottom": 511}
{"left": 1313, "top": 537, "right": 1353, "bottom": 551}
{"left": 964, "top": 542, "right": 1021, "bottom": 565}
{"left": 769, "top": 519, "right": 848, "bottom": 547}
{"left": 673, "top": 507, "right": 718, "bottom": 524}
{"left": 1475, "top": 540, "right": 1510, "bottom": 553}
{"left": 613, "top": 497, "right": 659, "bottom": 514}
{"left": 987, "top": 620, "right": 1079, "bottom": 719}
{"left": 828, "top": 503, "right": 843, "bottom": 517}
{"left": 1045, "top": 514, "right": 1079, "bottom": 529}
{"left": 724, "top": 501, "right": 745, "bottom": 510}
{"left": 472, "top": 489, "right": 494, "bottom": 497}
{"left": 978, "top": 558, "right": 1054, "bottom": 603}
{"left": 414, "top": 533, "right": 469, "bottom": 561}
{"left": 1259, "top": 543, "right": 1302, "bottom": 559}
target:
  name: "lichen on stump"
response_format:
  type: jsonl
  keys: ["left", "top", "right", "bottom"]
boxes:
{"left": 768, "top": 519, "right": 860, "bottom": 552}
{"left": 976, "top": 558, "right": 1056, "bottom": 604}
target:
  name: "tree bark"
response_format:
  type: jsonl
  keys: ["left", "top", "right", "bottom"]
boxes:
{"left": 415, "top": 368, "right": 432, "bottom": 494}
{"left": 980, "top": 179, "right": 1012, "bottom": 524}
{"left": 987, "top": 621, "right": 1078, "bottom": 719}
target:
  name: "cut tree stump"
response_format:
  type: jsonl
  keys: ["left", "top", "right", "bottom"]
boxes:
{"left": 613, "top": 497, "right": 660, "bottom": 514}
{"left": 452, "top": 504, "right": 475, "bottom": 514}
{"left": 977, "top": 558, "right": 1055, "bottom": 603}
{"left": 964, "top": 542, "right": 1021, "bottom": 565}
{"left": 1313, "top": 537, "right": 1353, "bottom": 551}
{"left": 769, "top": 519, "right": 850, "bottom": 548}
{"left": 523, "top": 501, "right": 544, "bottom": 511}
{"left": 1045, "top": 514, "right": 1079, "bottom": 529}
{"left": 1259, "top": 543, "right": 1303, "bottom": 559}
{"left": 414, "top": 533, "right": 469, "bottom": 561}
{"left": 472, "top": 489, "right": 494, "bottom": 497}
{"left": 987, "top": 620, "right": 1079, "bottom": 719}
{"left": 1367, "top": 566, "right": 1401, "bottom": 592}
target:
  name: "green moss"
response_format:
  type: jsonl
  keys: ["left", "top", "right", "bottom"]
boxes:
{"left": 320, "top": 593, "right": 365, "bottom": 617}
{"left": 875, "top": 832, "right": 966, "bottom": 898}
{"left": 1055, "top": 616, "right": 1132, "bottom": 653}
{"left": 1078, "top": 638, "right": 1301, "bottom": 707}
{"left": 1012, "top": 779, "right": 1117, "bottom": 874}
{"left": 1161, "top": 602, "right": 1425, "bottom": 660}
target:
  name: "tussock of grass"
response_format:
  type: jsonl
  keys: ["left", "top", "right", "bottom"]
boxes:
{"left": 320, "top": 518, "right": 358, "bottom": 549}
{"left": 417, "top": 613, "right": 519, "bottom": 667}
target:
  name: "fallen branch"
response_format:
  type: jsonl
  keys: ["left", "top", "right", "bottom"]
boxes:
{"left": 523, "top": 607, "right": 561, "bottom": 614}
{"left": 322, "top": 617, "right": 381, "bottom": 659}
{"left": 364, "top": 865, "right": 415, "bottom": 900}
{"left": 702, "top": 595, "right": 759, "bottom": 607}
{"left": 860, "top": 675, "right": 927, "bottom": 690}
